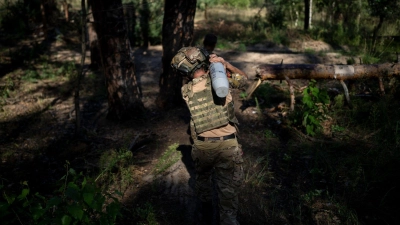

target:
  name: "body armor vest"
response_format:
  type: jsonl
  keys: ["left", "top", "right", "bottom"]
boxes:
{"left": 182, "top": 75, "right": 239, "bottom": 134}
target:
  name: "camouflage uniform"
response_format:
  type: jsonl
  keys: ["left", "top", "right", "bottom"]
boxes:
{"left": 183, "top": 76, "right": 244, "bottom": 225}
{"left": 228, "top": 72, "right": 247, "bottom": 90}
{"left": 191, "top": 138, "right": 244, "bottom": 225}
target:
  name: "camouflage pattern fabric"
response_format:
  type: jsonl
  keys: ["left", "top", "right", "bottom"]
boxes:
{"left": 192, "top": 138, "right": 244, "bottom": 225}
{"left": 171, "top": 47, "right": 208, "bottom": 78}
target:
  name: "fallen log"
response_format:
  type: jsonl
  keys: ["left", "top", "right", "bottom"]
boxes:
{"left": 245, "top": 63, "right": 400, "bottom": 109}
{"left": 256, "top": 63, "right": 400, "bottom": 80}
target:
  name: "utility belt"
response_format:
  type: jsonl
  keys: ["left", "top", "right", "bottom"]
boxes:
{"left": 197, "top": 133, "right": 236, "bottom": 142}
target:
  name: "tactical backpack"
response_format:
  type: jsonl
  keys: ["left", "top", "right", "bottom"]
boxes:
{"left": 171, "top": 47, "right": 209, "bottom": 78}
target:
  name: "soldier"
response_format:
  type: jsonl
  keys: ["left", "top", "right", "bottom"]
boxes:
{"left": 171, "top": 47, "right": 244, "bottom": 225}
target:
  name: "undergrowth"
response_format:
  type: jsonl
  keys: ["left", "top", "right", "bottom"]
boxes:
{"left": 251, "top": 76, "right": 400, "bottom": 224}
{"left": 0, "top": 162, "right": 122, "bottom": 225}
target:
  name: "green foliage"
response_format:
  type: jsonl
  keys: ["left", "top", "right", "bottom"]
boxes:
{"left": 361, "top": 53, "right": 380, "bottom": 64}
{"left": 254, "top": 96, "right": 262, "bottom": 118}
{"left": 300, "top": 79, "right": 330, "bottom": 136}
{"left": 267, "top": 7, "right": 286, "bottom": 29}
{"left": 57, "top": 62, "right": 78, "bottom": 80}
{"left": 269, "top": 27, "right": 289, "bottom": 46}
{"left": 135, "top": 202, "right": 158, "bottom": 225}
{"left": 249, "top": 0, "right": 264, "bottom": 7}
{"left": 292, "top": 93, "right": 400, "bottom": 223}
{"left": 0, "top": 0, "right": 29, "bottom": 40}
{"left": 123, "top": 0, "right": 163, "bottom": 46}
{"left": 215, "top": 39, "right": 238, "bottom": 50}
{"left": 219, "top": 0, "right": 250, "bottom": 8}
{"left": 21, "top": 61, "right": 77, "bottom": 82}
{"left": 367, "top": 0, "right": 400, "bottom": 19}
{"left": 0, "top": 77, "right": 14, "bottom": 100}
{"left": 96, "top": 147, "right": 134, "bottom": 190}
{"left": 253, "top": 82, "right": 284, "bottom": 105}
{"left": 251, "top": 14, "right": 267, "bottom": 32}
{"left": 264, "top": 129, "right": 276, "bottom": 138}
{"left": 244, "top": 155, "right": 271, "bottom": 187}
{"left": 236, "top": 42, "right": 247, "bottom": 51}
{"left": 197, "top": 0, "right": 218, "bottom": 10}
{"left": 0, "top": 164, "right": 122, "bottom": 225}
{"left": 153, "top": 143, "right": 180, "bottom": 174}
{"left": 301, "top": 189, "right": 323, "bottom": 203}
{"left": 146, "top": 1, "right": 163, "bottom": 45}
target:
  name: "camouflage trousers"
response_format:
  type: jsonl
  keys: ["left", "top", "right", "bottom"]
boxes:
{"left": 192, "top": 138, "right": 244, "bottom": 225}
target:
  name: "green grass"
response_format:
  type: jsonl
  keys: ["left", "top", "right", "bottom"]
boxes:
{"left": 153, "top": 143, "right": 180, "bottom": 174}
{"left": 96, "top": 147, "right": 135, "bottom": 193}
{"left": 134, "top": 202, "right": 158, "bottom": 225}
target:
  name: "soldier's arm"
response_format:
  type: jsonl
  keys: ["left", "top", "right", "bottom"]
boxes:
{"left": 209, "top": 54, "right": 248, "bottom": 79}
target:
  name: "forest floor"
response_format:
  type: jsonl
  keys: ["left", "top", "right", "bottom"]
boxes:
{"left": 1, "top": 22, "right": 375, "bottom": 225}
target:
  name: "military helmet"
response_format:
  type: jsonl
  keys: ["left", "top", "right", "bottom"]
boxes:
{"left": 171, "top": 47, "right": 209, "bottom": 78}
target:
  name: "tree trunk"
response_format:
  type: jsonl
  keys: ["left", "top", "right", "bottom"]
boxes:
{"left": 372, "top": 15, "right": 385, "bottom": 53}
{"left": 75, "top": 0, "right": 86, "bottom": 136}
{"left": 40, "top": 1, "right": 48, "bottom": 37}
{"left": 62, "top": 0, "right": 69, "bottom": 22}
{"left": 309, "top": 0, "right": 313, "bottom": 29}
{"left": 304, "top": 0, "right": 310, "bottom": 30}
{"left": 92, "top": 0, "right": 144, "bottom": 120}
{"left": 140, "top": 0, "right": 150, "bottom": 48}
{"left": 40, "top": 0, "right": 58, "bottom": 34}
{"left": 255, "top": 63, "right": 400, "bottom": 80}
{"left": 204, "top": 3, "right": 208, "bottom": 20}
{"left": 86, "top": 0, "right": 101, "bottom": 70}
{"left": 356, "top": 0, "right": 362, "bottom": 32}
{"left": 123, "top": 2, "right": 136, "bottom": 46}
{"left": 156, "top": 0, "right": 197, "bottom": 109}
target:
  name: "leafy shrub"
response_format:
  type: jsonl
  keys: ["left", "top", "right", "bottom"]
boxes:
{"left": 219, "top": 0, "right": 250, "bottom": 8}
{"left": 0, "top": 166, "right": 121, "bottom": 225}
{"left": 0, "top": 77, "right": 14, "bottom": 99}
{"left": 123, "top": 0, "right": 163, "bottom": 46}
{"left": 267, "top": 7, "right": 286, "bottom": 29}
{"left": 0, "top": 1, "right": 28, "bottom": 41}
{"left": 251, "top": 14, "right": 267, "bottom": 32}
{"left": 21, "top": 61, "right": 76, "bottom": 82}
{"left": 295, "top": 79, "right": 330, "bottom": 136}
{"left": 135, "top": 202, "right": 158, "bottom": 225}
{"left": 268, "top": 27, "right": 289, "bottom": 46}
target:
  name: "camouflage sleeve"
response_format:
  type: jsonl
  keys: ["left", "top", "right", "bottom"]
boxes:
{"left": 228, "top": 73, "right": 247, "bottom": 89}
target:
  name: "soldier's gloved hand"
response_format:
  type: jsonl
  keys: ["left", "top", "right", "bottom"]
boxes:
{"left": 209, "top": 54, "right": 227, "bottom": 66}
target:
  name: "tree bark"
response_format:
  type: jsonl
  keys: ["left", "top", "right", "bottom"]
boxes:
{"left": 92, "top": 0, "right": 144, "bottom": 120}
{"left": 156, "top": 0, "right": 197, "bottom": 109}
{"left": 256, "top": 63, "right": 400, "bottom": 80}
{"left": 204, "top": 3, "right": 208, "bottom": 20}
{"left": 140, "top": 0, "right": 150, "bottom": 48}
{"left": 75, "top": 0, "right": 86, "bottom": 136}
{"left": 372, "top": 15, "right": 385, "bottom": 53}
{"left": 40, "top": 0, "right": 58, "bottom": 35}
{"left": 86, "top": 0, "right": 101, "bottom": 70}
{"left": 62, "top": 0, "right": 69, "bottom": 22}
{"left": 123, "top": 2, "right": 136, "bottom": 46}
{"left": 40, "top": 1, "right": 48, "bottom": 37}
{"left": 309, "top": 0, "right": 313, "bottom": 29}
{"left": 304, "top": 0, "right": 310, "bottom": 30}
